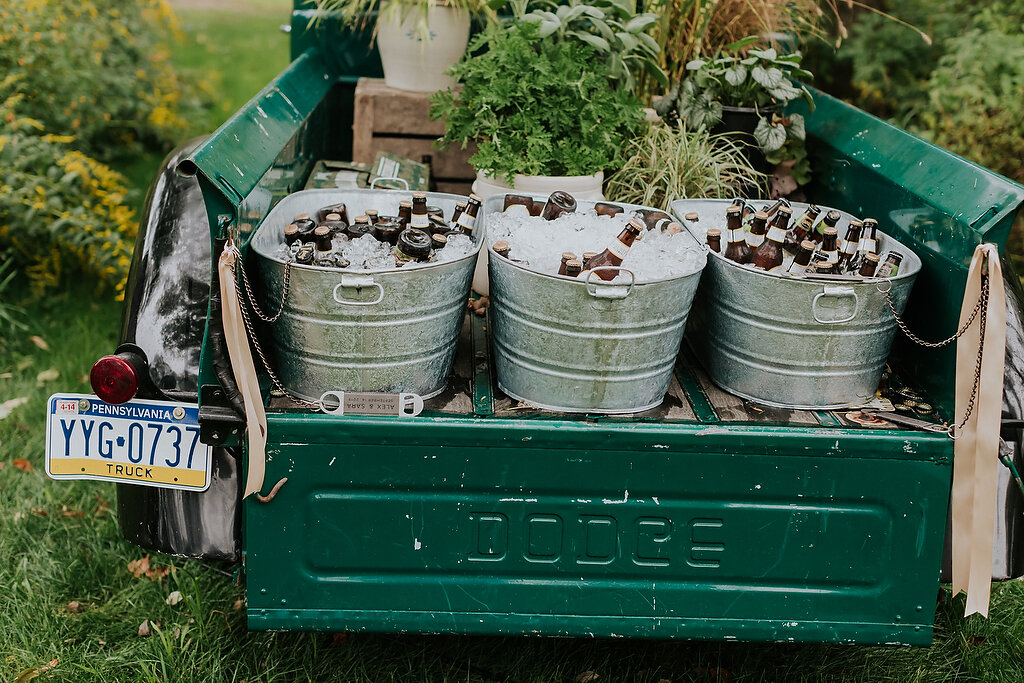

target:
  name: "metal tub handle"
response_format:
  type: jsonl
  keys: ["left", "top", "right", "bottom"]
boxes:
{"left": 333, "top": 275, "right": 385, "bottom": 306}
{"left": 811, "top": 285, "right": 859, "bottom": 324}
{"left": 370, "top": 176, "right": 410, "bottom": 190}
{"left": 584, "top": 267, "right": 635, "bottom": 299}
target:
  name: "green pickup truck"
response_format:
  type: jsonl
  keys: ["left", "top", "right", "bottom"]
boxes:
{"left": 59, "top": 2, "right": 1024, "bottom": 646}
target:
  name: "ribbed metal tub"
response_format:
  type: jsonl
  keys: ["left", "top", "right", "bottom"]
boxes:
{"left": 251, "top": 189, "right": 480, "bottom": 401}
{"left": 672, "top": 198, "right": 921, "bottom": 409}
{"left": 485, "top": 196, "right": 707, "bottom": 413}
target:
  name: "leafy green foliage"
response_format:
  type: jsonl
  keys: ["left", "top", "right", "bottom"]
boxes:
{"left": 430, "top": 21, "right": 644, "bottom": 183}
{"left": 605, "top": 122, "right": 764, "bottom": 210}
{"left": 656, "top": 46, "right": 814, "bottom": 184}
{"left": 0, "top": 0, "right": 210, "bottom": 163}
{"left": 519, "top": 0, "right": 667, "bottom": 90}
{"left": 313, "top": 0, "right": 503, "bottom": 40}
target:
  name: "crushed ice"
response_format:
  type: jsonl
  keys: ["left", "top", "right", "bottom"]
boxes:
{"left": 487, "top": 210, "right": 705, "bottom": 283}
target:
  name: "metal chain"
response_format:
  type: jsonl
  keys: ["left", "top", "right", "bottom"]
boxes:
{"left": 880, "top": 273, "right": 990, "bottom": 437}
{"left": 229, "top": 254, "right": 319, "bottom": 409}
{"left": 237, "top": 257, "right": 292, "bottom": 323}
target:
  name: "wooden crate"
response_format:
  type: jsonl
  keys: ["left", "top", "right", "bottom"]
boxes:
{"left": 352, "top": 78, "right": 477, "bottom": 195}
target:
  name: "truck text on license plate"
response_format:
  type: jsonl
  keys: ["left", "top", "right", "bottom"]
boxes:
{"left": 45, "top": 393, "right": 212, "bottom": 492}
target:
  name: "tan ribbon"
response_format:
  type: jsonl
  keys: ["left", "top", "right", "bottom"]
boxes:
{"left": 218, "top": 245, "right": 267, "bottom": 498}
{"left": 951, "top": 243, "right": 1006, "bottom": 617}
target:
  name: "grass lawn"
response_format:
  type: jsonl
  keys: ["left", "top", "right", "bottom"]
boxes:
{"left": 4, "top": 1, "right": 1024, "bottom": 681}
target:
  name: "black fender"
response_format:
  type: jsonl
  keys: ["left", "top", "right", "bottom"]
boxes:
{"left": 114, "top": 138, "right": 242, "bottom": 561}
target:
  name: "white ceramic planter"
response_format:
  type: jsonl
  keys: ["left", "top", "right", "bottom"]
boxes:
{"left": 376, "top": 5, "right": 470, "bottom": 93}
{"left": 470, "top": 170, "right": 606, "bottom": 295}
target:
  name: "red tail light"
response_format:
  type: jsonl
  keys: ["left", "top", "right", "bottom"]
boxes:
{"left": 90, "top": 355, "right": 139, "bottom": 405}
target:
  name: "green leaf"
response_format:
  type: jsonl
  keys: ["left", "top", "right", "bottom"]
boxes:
{"left": 624, "top": 14, "right": 656, "bottom": 33}
{"left": 753, "top": 116, "right": 787, "bottom": 152}
{"left": 616, "top": 32, "right": 639, "bottom": 53}
{"left": 788, "top": 113, "right": 806, "bottom": 141}
{"left": 571, "top": 31, "right": 610, "bottom": 52}
{"left": 751, "top": 65, "right": 783, "bottom": 89}
{"left": 637, "top": 32, "right": 660, "bottom": 54}
{"left": 723, "top": 36, "right": 759, "bottom": 51}
{"left": 538, "top": 19, "right": 560, "bottom": 37}
{"left": 768, "top": 80, "right": 802, "bottom": 102}
{"left": 724, "top": 64, "right": 747, "bottom": 86}
{"left": 748, "top": 47, "right": 777, "bottom": 61}
{"left": 685, "top": 59, "right": 706, "bottom": 71}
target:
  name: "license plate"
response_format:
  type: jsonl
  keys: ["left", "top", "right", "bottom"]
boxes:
{"left": 45, "top": 393, "right": 212, "bottom": 492}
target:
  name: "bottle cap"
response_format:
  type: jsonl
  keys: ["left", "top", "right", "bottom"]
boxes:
{"left": 354, "top": 215, "right": 370, "bottom": 224}
{"left": 706, "top": 228, "right": 722, "bottom": 237}
{"left": 561, "top": 251, "right": 577, "bottom": 261}
{"left": 284, "top": 224, "right": 298, "bottom": 235}
{"left": 778, "top": 205, "right": 793, "bottom": 215}
{"left": 823, "top": 226, "right": 838, "bottom": 236}
{"left": 493, "top": 240, "right": 510, "bottom": 252}
{"left": 726, "top": 205, "right": 741, "bottom": 215}
{"left": 582, "top": 251, "right": 598, "bottom": 259}
{"left": 412, "top": 191, "right": 427, "bottom": 199}
{"left": 295, "top": 213, "right": 311, "bottom": 220}
{"left": 468, "top": 193, "right": 483, "bottom": 203}
{"left": 800, "top": 239, "right": 816, "bottom": 250}
{"left": 684, "top": 212, "right": 700, "bottom": 221}
{"left": 400, "top": 200, "right": 412, "bottom": 207}
{"left": 754, "top": 211, "right": 769, "bottom": 220}
{"left": 848, "top": 217, "right": 864, "bottom": 227}
{"left": 626, "top": 218, "right": 645, "bottom": 232}
{"left": 865, "top": 253, "right": 881, "bottom": 263}
{"left": 314, "top": 226, "right": 330, "bottom": 237}
{"left": 325, "top": 213, "right": 341, "bottom": 222}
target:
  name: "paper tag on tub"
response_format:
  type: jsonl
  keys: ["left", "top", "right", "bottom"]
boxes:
{"left": 319, "top": 391, "right": 424, "bottom": 417}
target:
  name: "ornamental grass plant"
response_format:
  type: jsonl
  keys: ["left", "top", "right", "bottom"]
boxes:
{"left": 604, "top": 122, "right": 764, "bottom": 211}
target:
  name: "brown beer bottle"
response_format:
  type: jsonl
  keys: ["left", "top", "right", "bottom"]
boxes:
{"left": 723, "top": 207, "right": 752, "bottom": 264}
{"left": 321, "top": 212, "right": 346, "bottom": 238}
{"left": 373, "top": 220, "right": 402, "bottom": 245}
{"left": 492, "top": 240, "right": 511, "bottom": 259}
{"left": 745, "top": 210, "right": 770, "bottom": 250}
{"left": 541, "top": 191, "right": 577, "bottom": 220}
{"left": 313, "top": 226, "right": 335, "bottom": 265}
{"left": 583, "top": 218, "right": 644, "bottom": 280}
{"left": 818, "top": 225, "right": 840, "bottom": 273}
{"left": 410, "top": 192, "right": 430, "bottom": 230}
{"left": 345, "top": 215, "right": 374, "bottom": 240}
{"left": 503, "top": 194, "right": 534, "bottom": 216}
{"left": 294, "top": 245, "right": 314, "bottom": 265}
{"left": 594, "top": 202, "right": 625, "bottom": 217}
{"left": 763, "top": 198, "right": 791, "bottom": 220}
{"left": 858, "top": 252, "right": 881, "bottom": 277}
{"left": 431, "top": 233, "right": 448, "bottom": 250}
{"left": 397, "top": 200, "right": 413, "bottom": 227}
{"left": 581, "top": 251, "right": 598, "bottom": 269}
{"left": 557, "top": 251, "right": 578, "bottom": 276}
{"left": 706, "top": 228, "right": 722, "bottom": 253}
{"left": 283, "top": 223, "right": 301, "bottom": 246}
{"left": 637, "top": 208, "right": 675, "bottom": 232}
{"left": 564, "top": 259, "right": 583, "bottom": 277}
{"left": 848, "top": 217, "right": 879, "bottom": 274}
{"left": 787, "top": 239, "right": 816, "bottom": 275}
{"left": 876, "top": 251, "right": 903, "bottom": 278}
{"left": 317, "top": 203, "right": 349, "bottom": 225}
{"left": 792, "top": 204, "right": 821, "bottom": 233}
{"left": 837, "top": 218, "right": 864, "bottom": 273}
{"left": 751, "top": 209, "right": 790, "bottom": 272}
{"left": 455, "top": 194, "right": 482, "bottom": 234}
{"left": 813, "top": 209, "right": 841, "bottom": 246}
{"left": 393, "top": 228, "right": 432, "bottom": 264}
{"left": 364, "top": 209, "right": 379, "bottom": 225}
{"left": 451, "top": 201, "right": 468, "bottom": 225}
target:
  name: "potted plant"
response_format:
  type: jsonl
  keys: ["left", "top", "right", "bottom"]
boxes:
{"left": 313, "top": 0, "right": 502, "bottom": 93}
{"left": 655, "top": 44, "right": 815, "bottom": 192}
{"left": 429, "top": 0, "right": 663, "bottom": 198}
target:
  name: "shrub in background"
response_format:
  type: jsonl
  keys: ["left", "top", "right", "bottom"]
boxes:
{"left": 0, "top": 88, "right": 137, "bottom": 299}
{"left": 0, "top": 0, "right": 207, "bottom": 162}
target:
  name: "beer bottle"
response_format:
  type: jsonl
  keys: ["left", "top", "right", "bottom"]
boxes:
{"left": 313, "top": 226, "right": 334, "bottom": 265}
{"left": 294, "top": 216, "right": 318, "bottom": 241}
{"left": 581, "top": 251, "right": 598, "bottom": 269}
{"left": 723, "top": 207, "right": 752, "bottom": 264}
{"left": 410, "top": 192, "right": 430, "bottom": 230}
{"left": 283, "top": 223, "right": 301, "bottom": 246}
{"left": 706, "top": 228, "right": 722, "bottom": 254}
{"left": 564, "top": 259, "right": 583, "bottom": 277}
{"left": 373, "top": 220, "right": 402, "bottom": 245}
{"left": 364, "top": 209, "right": 379, "bottom": 225}
{"left": 849, "top": 217, "right": 879, "bottom": 273}
{"left": 858, "top": 252, "right": 881, "bottom": 278}
{"left": 394, "top": 228, "right": 432, "bottom": 264}
{"left": 875, "top": 251, "right": 903, "bottom": 278}
{"left": 784, "top": 207, "right": 818, "bottom": 255}
{"left": 763, "top": 198, "right": 791, "bottom": 220}
{"left": 431, "top": 232, "right": 448, "bottom": 250}
{"left": 557, "top": 251, "right": 578, "bottom": 276}
{"left": 837, "top": 218, "right": 863, "bottom": 273}
{"left": 683, "top": 211, "right": 700, "bottom": 223}
{"left": 398, "top": 200, "right": 413, "bottom": 227}
{"left": 428, "top": 214, "right": 450, "bottom": 235}
{"left": 492, "top": 240, "right": 511, "bottom": 259}
{"left": 787, "top": 239, "right": 816, "bottom": 275}
{"left": 792, "top": 204, "right": 821, "bottom": 234}
{"left": 331, "top": 255, "right": 351, "bottom": 269}
{"left": 541, "top": 191, "right": 577, "bottom": 220}
{"left": 745, "top": 210, "right": 770, "bottom": 250}
{"left": 595, "top": 202, "right": 625, "bottom": 217}
{"left": 455, "top": 194, "right": 482, "bottom": 234}
{"left": 637, "top": 208, "right": 675, "bottom": 232}
{"left": 730, "top": 198, "right": 753, "bottom": 224}
{"left": 316, "top": 203, "right": 349, "bottom": 225}
{"left": 295, "top": 245, "right": 314, "bottom": 265}
{"left": 582, "top": 218, "right": 644, "bottom": 281}
{"left": 818, "top": 225, "right": 840, "bottom": 273}
{"left": 751, "top": 209, "right": 790, "bottom": 272}
{"left": 427, "top": 205, "right": 444, "bottom": 220}
{"left": 321, "top": 212, "right": 346, "bottom": 238}
{"left": 813, "top": 209, "right": 841, "bottom": 246}
{"left": 345, "top": 215, "right": 374, "bottom": 240}
{"left": 503, "top": 194, "right": 534, "bottom": 216}
{"left": 451, "top": 201, "right": 468, "bottom": 225}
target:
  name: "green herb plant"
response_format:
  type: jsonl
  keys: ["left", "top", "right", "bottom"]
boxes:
{"left": 313, "top": 0, "right": 503, "bottom": 40}
{"left": 657, "top": 44, "right": 815, "bottom": 185}
{"left": 430, "top": 20, "right": 644, "bottom": 183}
{"left": 605, "top": 122, "right": 765, "bottom": 210}
{"left": 517, "top": 0, "right": 667, "bottom": 90}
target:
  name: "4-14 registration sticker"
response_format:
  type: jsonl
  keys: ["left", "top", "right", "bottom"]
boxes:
{"left": 45, "top": 394, "right": 212, "bottom": 492}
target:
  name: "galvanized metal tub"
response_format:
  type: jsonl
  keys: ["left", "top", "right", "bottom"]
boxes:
{"left": 672, "top": 198, "right": 921, "bottom": 410}
{"left": 484, "top": 196, "right": 707, "bottom": 413}
{"left": 250, "top": 188, "right": 480, "bottom": 401}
